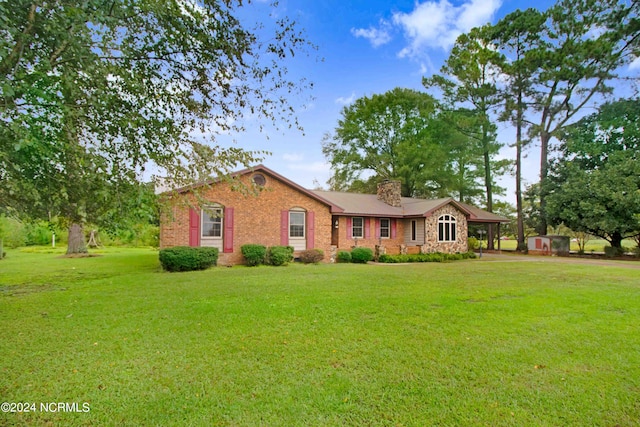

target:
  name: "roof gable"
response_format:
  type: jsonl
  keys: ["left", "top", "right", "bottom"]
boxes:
{"left": 168, "top": 164, "right": 343, "bottom": 212}
{"left": 166, "top": 164, "right": 507, "bottom": 223}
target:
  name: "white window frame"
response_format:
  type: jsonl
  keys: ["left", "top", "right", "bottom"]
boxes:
{"left": 379, "top": 218, "right": 390, "bottom": 239}
{"left": 352, "top": 217, "right": 364, "bottom": 238}
{"left": 438, "top": 214, "right": 456, "bottom": 242}
{"left": 289, "top": 210, "right": 305, "bottom": 238}
{"left": 201, "top": 206, "right": 223, "bottom": 238}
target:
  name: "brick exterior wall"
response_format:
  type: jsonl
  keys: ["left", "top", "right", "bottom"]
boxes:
{"left": 160, "top": 169, "right": 472, "bottom": 265}
{"left": 160, "top": 172, "right": 333, "bottom": 265}
{"left": 333, "top": 216, "right": 405, "bottom": 253}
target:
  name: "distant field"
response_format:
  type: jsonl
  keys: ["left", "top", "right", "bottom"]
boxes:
{"left": 495, "top": 238, "right": 637, "bottom": 253}
{"left": 1, "top": 248, "right": 639, "bottom": 426}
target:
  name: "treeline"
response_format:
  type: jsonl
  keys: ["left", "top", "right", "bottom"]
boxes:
{"left": 0, "top": 216, "right": 158, "bottom": 249}
{"left": 0, "top": 181, "right": 159, "bottom": 249}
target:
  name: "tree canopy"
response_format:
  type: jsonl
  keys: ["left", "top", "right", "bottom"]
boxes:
{"left": 545, "top": 99, "right": 640, "bottom": 248}
{"left": 322, "top": 88, "right": 450, "bottom": 198}
{"left": 0, "top": 0, "right": 313, "bottom": 253}
{"left": 522, "top": 0, "right": 640, "bottom": 234}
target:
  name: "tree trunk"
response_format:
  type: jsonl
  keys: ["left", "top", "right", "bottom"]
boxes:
{"left": 610, "top": 232, "right": 623, "bottom": 249}
{"left": 483, "top": 134, "right": 495, "bottom": 250}
{"left": 538, "top": 131, "right": 550, "bottom": 235}
{"left": 515, "top": 91, "right": 525, "bottom": 251}
{"left": 67, "top": 223, "right": 88, "bottom": 254}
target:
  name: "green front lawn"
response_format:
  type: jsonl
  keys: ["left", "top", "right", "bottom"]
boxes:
{"left": 1, "top": 248, "right": 639, "bottom": 426}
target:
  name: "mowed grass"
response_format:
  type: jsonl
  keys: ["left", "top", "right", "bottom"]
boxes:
{"left": 1, "top": 249, "right": 639, "bottom": 426}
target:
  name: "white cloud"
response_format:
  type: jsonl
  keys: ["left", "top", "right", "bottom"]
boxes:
{"left": 629, "top": 56, "right": 640, "bottom": 70}
{"left": 351, "top": 20, "right": 392, "bottom": 48}
{"left": 392, "top": 0, "right": 502, "bottom": 58}
{"left": 283, "top": 153, "right": 304, "bottom": 162}
{"left": 335, "top": 92, "right": 357, "bottom": 105}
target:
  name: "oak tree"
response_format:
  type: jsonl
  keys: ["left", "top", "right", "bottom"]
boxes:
{"left": 546, "top": 99, "right": 640, "bottom": 249}
{"left": 322, "top": 88, "right": 449, "bottom": 198}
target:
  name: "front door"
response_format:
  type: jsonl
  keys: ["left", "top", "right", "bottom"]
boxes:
{"left": 331, "top": 216, "right": 339, "bottom": 246}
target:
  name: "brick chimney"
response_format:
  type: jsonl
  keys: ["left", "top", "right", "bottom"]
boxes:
{"left": 377, "top": 179, "right": 402, "bottom": 207}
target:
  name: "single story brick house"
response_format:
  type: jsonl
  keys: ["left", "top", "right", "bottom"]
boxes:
{"left": 159, "top": 165, "right": 508, "bottom": 265}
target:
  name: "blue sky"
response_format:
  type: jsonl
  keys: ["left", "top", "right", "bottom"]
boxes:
{"left": 219, "top": 0, "right": 630, "bottom": 204}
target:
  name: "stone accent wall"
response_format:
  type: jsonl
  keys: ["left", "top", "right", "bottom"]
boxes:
{"left": 159, "top": 172, "right": 333, "bottom": 265}
{"left": 423, "top": 205, "right": 468, "bottom": 253}
{"left": 377, "top": 180, "right": 402, "bottom": 207}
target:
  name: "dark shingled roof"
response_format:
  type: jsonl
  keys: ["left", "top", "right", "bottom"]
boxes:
{"left": 312, "top": 191, "right": 509, "bottom": 223}
{"left": 166, "top": 164, "right": 508, "bottom": 224}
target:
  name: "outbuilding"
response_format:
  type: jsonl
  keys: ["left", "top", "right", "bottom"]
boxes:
{"left": 527, "top": 235, "right": 570, "bottom": 256}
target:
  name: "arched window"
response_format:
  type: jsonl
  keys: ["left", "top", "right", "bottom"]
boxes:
{"left": 438, "top": 214, "right": 456, "bottom": 242}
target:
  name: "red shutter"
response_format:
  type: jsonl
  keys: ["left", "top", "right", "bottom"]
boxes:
{"left": 189, "top": 208, "right": 200, "bottom": 247}
{"left": 223, "top": 207, "right": 234, "bottom": 253}
{"left": 364, "top": 218, "right": 370, "bottom": 239}
{"left": 281, "top": 210, "right": 289, "bottom": 246}
{"left": 391, "top": 218, "right": 397, "bottom": 239}
{"left": 307, "top": 211, "right": 315, "bottom": 249}
{"left": 347, "top": 217, "right": 352, "bottom": 239}
{"left": 375, "top": 219, "right": 380, "bottom": 238}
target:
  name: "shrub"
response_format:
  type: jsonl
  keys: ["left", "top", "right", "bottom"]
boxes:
{"left": 377, "top": 251, "right": 476, "bottom": 263}
{"left": 378, "top": 254, "right": 397, "bottom": 263}
{"left": 351, "top": 247, "right": 373, "bottom": 263}
{"left": 336, "top": 251, "right": 352, "bottom": 263}
{"left": 0, "top": 216, "right": 27, "bottom": 248}
{"left": 299, "top": 249, "right": 324, "bottom": 264}
{"left": 159, "top": 246, "right": 218, "bottom": 272}
{"left": 468, "top": 236, "right": 479, "bottom": 250}
{"left": 267, "top": 246, "right": 294, "bottom": 266}
{"left": 604, "top": 246, "right": 624, "bottom": 258}
{"left": 241, "top": 244, "right": 267, "bottom": 266}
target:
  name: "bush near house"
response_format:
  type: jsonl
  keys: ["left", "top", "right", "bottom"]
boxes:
{"left": 351, "top": 247, "right": 374, "bottom": 263}
{"left": 266, "top": 246, "right": 294, "bottom": 266}
{"left": 378, "top": 252, "right": 477, "bottom": 263}
{"left": 159, "top": 246, "right": 218, "bottom": 272}
{"left": 299, "top": 249, "right": 324, "bottom": 264}
{"left": 336, "top": 251, "right": 352, "bottom": 263}
{"left": 241, "top": 244, "right": 267, "bottom": 266}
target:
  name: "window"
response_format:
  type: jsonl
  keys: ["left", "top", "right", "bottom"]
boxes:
{"left": 252, "top": 173, "right": 266, "bottom": 187}
{"left": 411, "top": 220, "right": 417, "bottom": 241}
{"left": 202, "top": 207, "right": 223, "bottom": 238}
{"left": 352, "top": 217, "right": 363, "bottom": 238}
{"left": 289, "top": 211, "right": 305, "bottom": 238}
{"left": 438, "top": 214, "right": 456, "bottom": 242}
{"left": 379, "top": 218, "right": 390, "bottom": 238}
